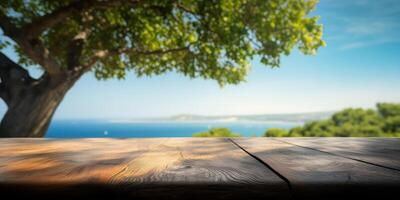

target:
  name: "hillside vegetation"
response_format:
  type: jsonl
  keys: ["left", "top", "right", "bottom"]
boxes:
{"left": 265, "top": 103, "right": 400, "bottom": 137}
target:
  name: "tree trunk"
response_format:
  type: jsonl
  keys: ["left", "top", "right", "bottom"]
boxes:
{"left": 0, "top": 52, "right": 80, "bottom": 137}
{"left": 0, "top": 83, "right": 72, "bottom": 137}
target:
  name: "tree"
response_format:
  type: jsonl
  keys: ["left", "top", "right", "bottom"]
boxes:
{"left": 377, "top": 103, "right": 400, "bottom": 118}
{"left": 378, "top": 103, "right": 400, "bottom": 133}
{"left": 288, "top": 126, "right": 303, "bottom": 137}
{"left": 0, "top": 0, "right": 324, "bottom": 137}
{"left": 193, "top": 127, "right": 240, "bottom": 137}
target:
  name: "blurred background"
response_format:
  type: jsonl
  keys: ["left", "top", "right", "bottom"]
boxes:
{"left": 1, "top": 0, "right": 399, "bottom": 137}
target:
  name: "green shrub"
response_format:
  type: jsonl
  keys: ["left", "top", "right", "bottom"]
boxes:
{"left": 377, "top": 103, "right": 400, "bottom": 118}
{"left": 264, "top": 128, "right": 289, "bottom": 137}
{"left": 193, "top": 128, "right": 241, "bottom": 137}
{"left": 288, "top": 126, "right": 303, "bottom": 137}
{"left": 383, "top": 116, "right": 400, "bottom": 133}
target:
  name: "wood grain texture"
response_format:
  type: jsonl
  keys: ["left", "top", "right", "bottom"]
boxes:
{"left": 233, "top": 138, "right": 400, "bottom": 199}
{"left": 0, "top": 138, "right": 290, "bottom": 200}
{"left": 277, "top": 137, "right": 400, "bottom": 170}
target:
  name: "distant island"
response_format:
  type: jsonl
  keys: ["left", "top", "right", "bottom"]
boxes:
{"left": 111, "top": 111, "right": 335, "bottom": 124}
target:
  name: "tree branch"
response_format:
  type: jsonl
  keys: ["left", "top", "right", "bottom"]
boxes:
{"left": 67, "top": 29, "right": 90, "bottom": 71}
{"left": 0, "top": 15, "right": 20, "bottom": 38}
{"left": 0, "top": 52, "right": 32, "bottom": 83}
{"left": 17, "top": 38, "right": 63, "bottom": 74}
{"left": 20, "top": 0, "right": 142, "bottom": 38}
{"left": 175, "top": 3, "right": 197, "bottom": 15}
{"left": 0, "top": 13, "right": 63, "bottom": 75}
{"left": 0, "top": 52, "right": 33, "bottom": 105}
{"left": 82, "top": 46, "right": 191, "bottom": 72}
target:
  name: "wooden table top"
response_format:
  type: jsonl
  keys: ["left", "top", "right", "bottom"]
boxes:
{"left": 0, "top": 138, "right": 399, "bottom": 199}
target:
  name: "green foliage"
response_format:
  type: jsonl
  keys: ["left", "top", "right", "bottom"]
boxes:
{"left": 1, "top": 0, "right": 324, "bottom": 85}
{"left": 265, "top": 103, "right": 400, "bottom": 137}
{"left": 377, "top": 103, "right": 400, "bottom": 133}
{"left": 193, "top": 128, "right": 241, "bottom": 137}
{"left": 383, "top": 116, "right": 400, "bottom": 133}
{"left": 288, "top": 126, "right": 303, "bottom": 137}
{"left": 264, "top": 128, "right": 288, "bottom": 137}
{"left": 377, "top": 103, "right": 400, "bottom": 118}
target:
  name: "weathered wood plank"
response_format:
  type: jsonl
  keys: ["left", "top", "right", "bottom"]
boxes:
{"left": 0, "top": 138, "right": 166, "bottom": 183}
{"left": 0, "top": 138, "right": 290, "bottom": 199}
{"left": 233, "top": 138, "right": 400, "bottom": 199}
{"left": 278, "top": 137, "right": 400, "bottom": 170}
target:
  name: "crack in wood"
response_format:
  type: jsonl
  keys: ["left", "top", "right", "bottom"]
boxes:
{"left": 228, "top": 138, "right": 294, "bottom": 199}
{"left": 273, "top": 138, "right": 400, "bottom": 172}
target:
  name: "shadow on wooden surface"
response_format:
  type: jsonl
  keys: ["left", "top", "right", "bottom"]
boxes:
{"left": 232, "top": 138, "right": 400, "bottom": 199}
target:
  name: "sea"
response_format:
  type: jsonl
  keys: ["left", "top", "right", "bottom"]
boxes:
{"left": 46, "top": 119, "right": 302, "bottom": 138}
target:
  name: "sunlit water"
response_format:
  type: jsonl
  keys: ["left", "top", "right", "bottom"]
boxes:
{"left": 46, "top": 120, "right": 302, "bottom": 138}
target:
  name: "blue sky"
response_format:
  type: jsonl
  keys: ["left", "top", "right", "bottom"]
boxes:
{"left": 1, "top": 0, "right": 400, "bottom": 119}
